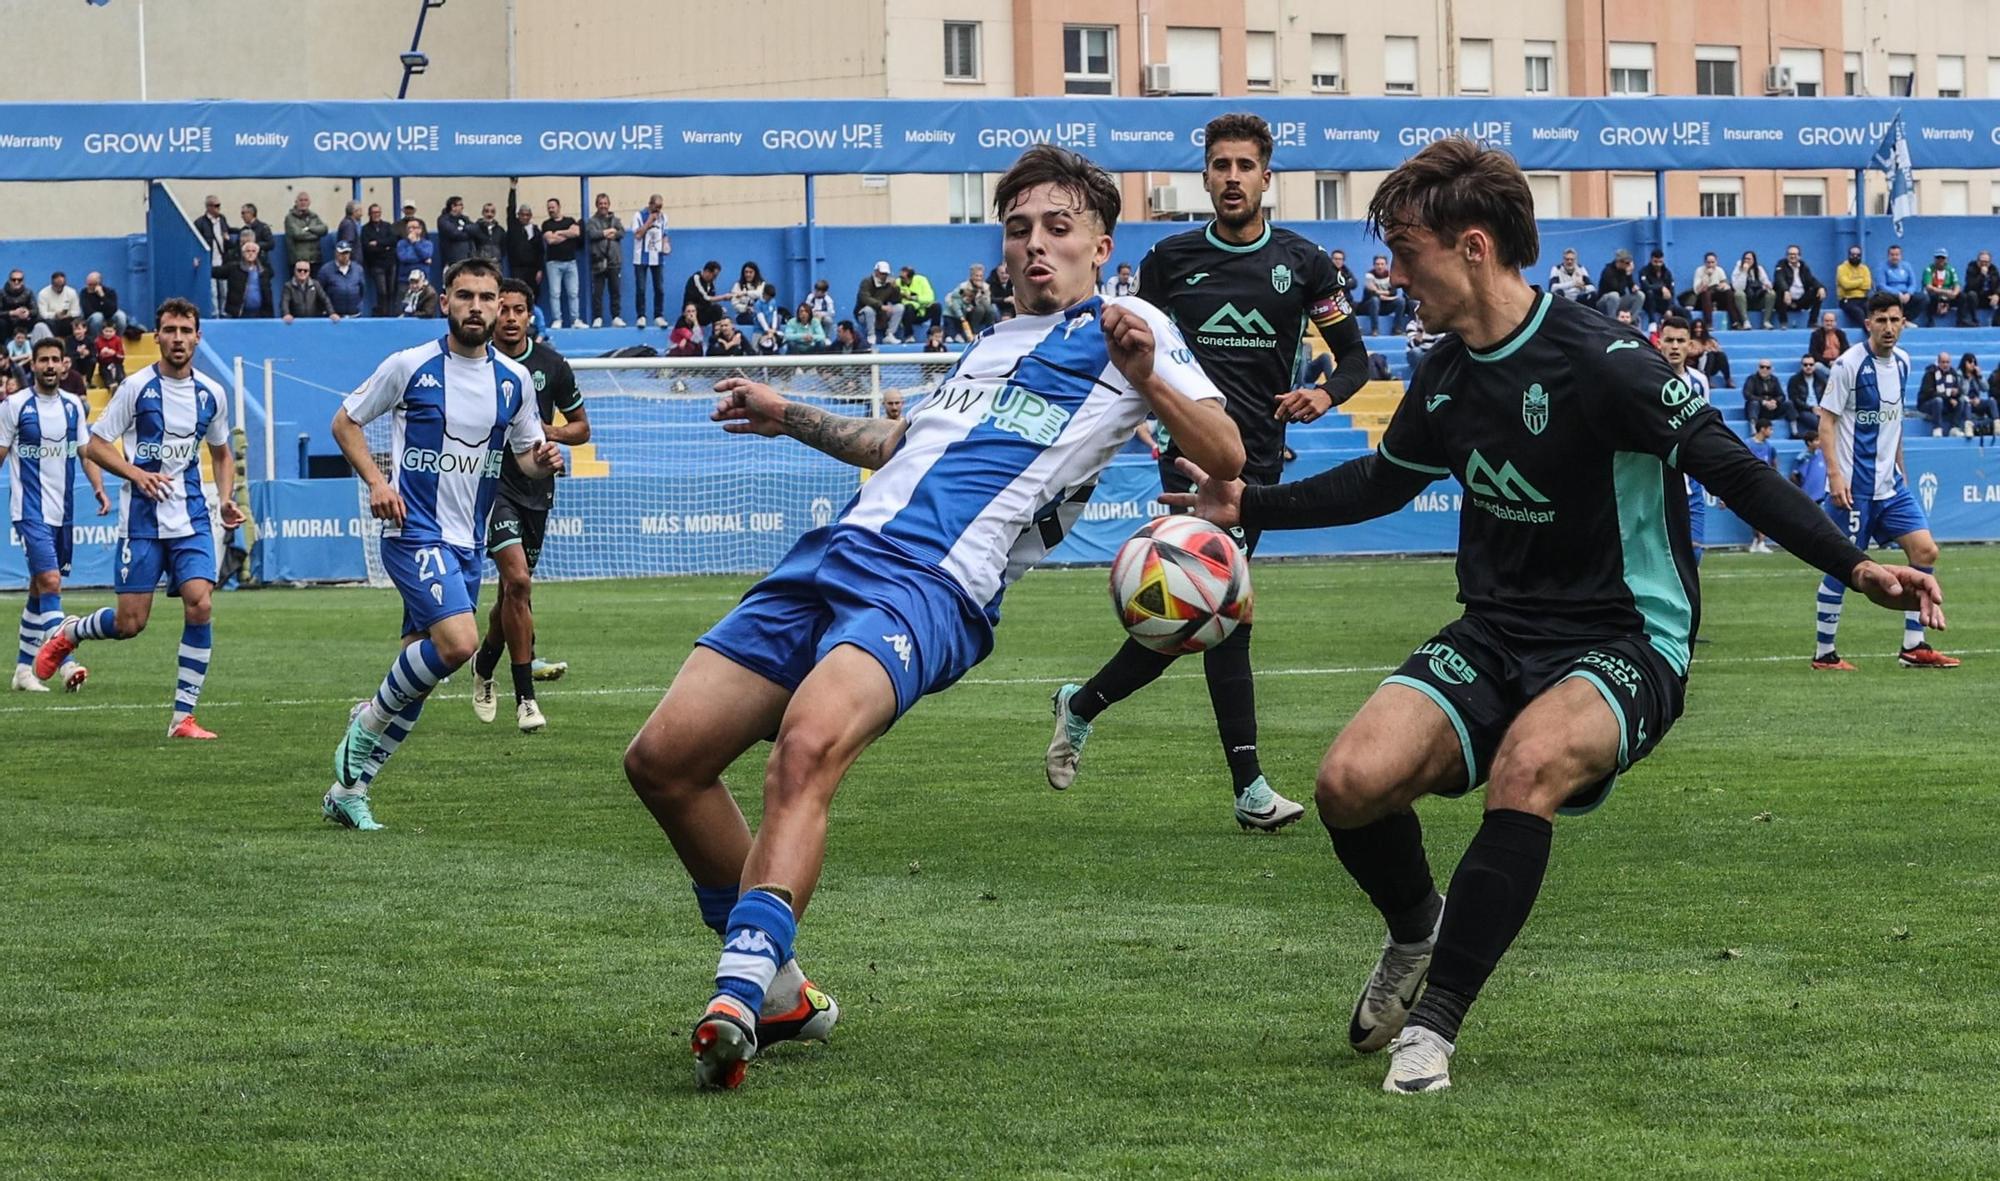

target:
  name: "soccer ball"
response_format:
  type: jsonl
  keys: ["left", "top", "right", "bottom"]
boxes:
{"left": 1109, "top": 515, "right": 1251, "bottom": 654}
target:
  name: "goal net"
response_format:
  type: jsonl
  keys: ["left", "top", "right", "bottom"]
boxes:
{"left": 355, "top": 351, "right": 958, "bottom": 586}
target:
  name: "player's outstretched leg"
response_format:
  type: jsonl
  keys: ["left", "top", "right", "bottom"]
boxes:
{"left": 471, "top": 593, "right": 505, "bottom": 725}
{"left": 1811, "top": 573, "right": 1853, "bottom": 670}
{"left": 1892, "top": 532, "right": 1958, "bottom": 667}
{"left": 167, "top": 581, "right": 217, "bottom": 739}
{"left": 329, "top": 620, "right": 475, "bottom": 828}
{"left": 36, "top": 597, "right": 144, "bottom": 681}
{"left": 13, "top": 591, "right": 62, "bottom": 692}
{"left": 1047, "top": 638, "right": 1177, "bottom": 789}
{"left": 1204, "top": 624, "right": 1304, "bottom": 830}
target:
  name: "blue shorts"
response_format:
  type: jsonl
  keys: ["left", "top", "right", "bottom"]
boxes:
{"left": 16, "top": 520, "right": 72, "bottom": 579}
{"left": 697, "top": 526, "right": 994, "bottom": 719}
{"left": 1827, "top": 484, "right": 1930, "bottom": 549}
{"left": 115, "top": 532, "right": 216, "bottom": 595}
{"left": 381, "top": 537, "right": 482, "bottom": 636}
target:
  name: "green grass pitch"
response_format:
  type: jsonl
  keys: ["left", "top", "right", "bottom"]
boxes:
{"left": 4, "top": 548, "right": 1997, "bottom": 1178}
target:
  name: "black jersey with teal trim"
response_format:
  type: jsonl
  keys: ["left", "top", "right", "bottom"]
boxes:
{"left": 1138, "top": 222, "right": 1351, "bottom": 477}
{"left": 1377, "top": 292, "right": 1717, "bottom": 672}
{"left": 497, "top": 340, "right": 581, "bottom": 511}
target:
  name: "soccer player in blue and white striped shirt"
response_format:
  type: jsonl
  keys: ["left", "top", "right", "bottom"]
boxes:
{"left": 36, "top": 300, "right": 244, "bottom": 735}
{"left": 3, "top": 336, "right": 109, "bottom": 692}
{"left": 622, "top": 145, "right": 1247, "bottom": 1090}
{"left": 324, "top": 258, "right": 561, "bottom": 831}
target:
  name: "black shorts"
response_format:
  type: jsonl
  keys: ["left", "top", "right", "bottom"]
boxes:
{"left": 486, "top": 495, "right": 548, "bottom": 572}
{"left": 1383, "top": 615, "right": 1687, "bottom": 815}
{"left": 1161, "top": 454, "right": 1277, "bottom": 557}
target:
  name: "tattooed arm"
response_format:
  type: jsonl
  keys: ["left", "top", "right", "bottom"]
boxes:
{"left": 711, "top": 376, "right": 907, "bottom": 469}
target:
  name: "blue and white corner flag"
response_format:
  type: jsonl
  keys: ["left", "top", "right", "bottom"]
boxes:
{"left": 1872, "top": 114, "right": 1916, "bottom": 237}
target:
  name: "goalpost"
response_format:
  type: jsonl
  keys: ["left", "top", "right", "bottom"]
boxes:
{"left": 354, "top": 351, "right": 961, "bottom": 586}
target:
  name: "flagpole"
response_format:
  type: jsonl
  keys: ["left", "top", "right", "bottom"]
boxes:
{"left": 137, "top": 0, "right": 148, "bottom": 101}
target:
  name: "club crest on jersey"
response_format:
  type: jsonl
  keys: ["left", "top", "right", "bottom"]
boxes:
{"left": 1270, "top": 264, "right": 1293, "bottom": 294}
{"left": 502, "top": 381, "right": 517, "bottom": 400}
{"left": 1061, "top": 311, "right": 1094, "bottom": 339}
{"left": 531, "top": 371, "right": 546, "bottom": 391}
{"left": 1521, "top": 383, "right": 1549, "bottom": 435}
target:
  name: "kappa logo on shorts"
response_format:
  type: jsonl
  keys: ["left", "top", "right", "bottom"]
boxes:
{"left": 1416, "top": 641, "right": 1477, "bottom": 685}
{"left": 883, "top": 633, "right": 912, "bottom": 670}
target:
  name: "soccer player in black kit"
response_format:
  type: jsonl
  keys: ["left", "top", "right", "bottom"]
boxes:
{"left": 1046, "top": 112, "right": 1369, "bottom": 831}
{"left": 1166, "top": 138, "right": 1944, "bottom": 1093}
{"left": 470, "top": 278, "right": 591, "bottom": 732}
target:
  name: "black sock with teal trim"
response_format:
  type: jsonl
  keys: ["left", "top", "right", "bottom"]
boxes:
{"left": 1327, "top": 808, "right": 1440, "bottom": 944}
{"left": 1409, "top": 808, "right": 1553, "bottom": 1042}
{"left": 1073, "top": 637, "right": 1177, "bottom": 723}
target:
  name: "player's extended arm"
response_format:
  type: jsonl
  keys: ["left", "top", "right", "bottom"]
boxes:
{"left": 1159, "top": 451, "right": 1433, "bottom": 531}
{"left": 1102, "top": 303, "right": 1244, "bottom": 481}
{"left": 1314, "top": 312, "right": 1371, "bottom": 408}
{"left": 712, "top": 376, "right": 907, "bottom": 469}
{"left": 330, "top": 407, "right": 405, "bottom": 525}
{"left": 83, "top": 434, "right": 171, "bottom": 502}
{"left": 511, "top": 441, "right": 566, "bottom": 479}
{"left": 207, "top": 441, "right": 245, "bottom": 527}
{"left": 1816, "top": 405, "right": 1850, "bottom": 508}
{"left": 547, "top": 401, "right": 589, "bottom": 446}
{"left": 81, "top": 453, "right": 111, "bottom": 515}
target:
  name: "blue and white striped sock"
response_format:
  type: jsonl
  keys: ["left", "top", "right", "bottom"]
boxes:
{"left": 713, "top": 888, "right": 796, "bottom": 1014}
{"left": 693, "top": 881, "right": 739, "bottom": 937}
{"left": 172, "top": 622, "right": 212, "bottom": 727}
{"left": 70, "top": 607, "right": 121, "bottom": 643}
{"left": 334, "top": 696, "right": 426, "bottom": 799}
{"left": 1814, "top": 576, "right": 1845, "bottom": 659}
{"left": 17, "top": 593, "right": 52, "bottom": 667}
{"left": 1903, "top": 565, "right": 1934, "bottom": 649}
{"left": 368, "top": 639, "right": 454, "bottom": 727}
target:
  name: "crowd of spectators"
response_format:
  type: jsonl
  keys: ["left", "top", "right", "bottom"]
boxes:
{"left": 2, "top": 265, "right": 139, "bottom": 390}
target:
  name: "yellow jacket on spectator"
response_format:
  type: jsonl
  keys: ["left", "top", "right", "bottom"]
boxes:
{"left": 1836, "top": 259, "right": 1872, "bottom": 301}
{"left": 899, "top": 272, "right": 936, "bottom": 313}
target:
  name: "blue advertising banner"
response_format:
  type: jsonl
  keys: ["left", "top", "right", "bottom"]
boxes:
{"left": 4, "top": 97, "right": 1999, "bottom": 181}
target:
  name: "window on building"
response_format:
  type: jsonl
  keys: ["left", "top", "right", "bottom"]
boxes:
{"left": 1845, "top": 51, "right": 1863, "bottom": 95}
{"left": 1527, "top": 174, "right": 1562, "bottom": 219}
{"left": 1695, "top": 45, "right": 1739, "bottom": 96}
{"left": 1310, "top": 34, "right": 1345, "bottom": 92}
{"left": 1610, "top": 175, "right": 1655, "bottom": 219}
{"left": 1989, "top": 180, "right": 2000, "bottom": 216}
{"left": 1888, "top": 53, "right": 1915, "bottom": 97}
{"left": 943, "top": 22, "right": 981, "bottom": 82}
{"left": 947, "top": 174, "right": 985, "bottom": 224}
{"left": 1246, "top": 31, "right": 1277, "bottom": 90}
{"left": 1063, "top": 26, "right": 1116, "bottom": 95}
{"left": 1165, "top": 27, "right": 1221, "bottom": 95}
{"left": 1698, "top": 177, "right": 1743, "bottom": 218}
{"left": 1937, "top": 54, "right": 1965, "bottom": 98}
{"left": 1458, "top": 39, "right": 1493, "bottom": 95}
{"left": 1782, "top": 177, "right": 1827, "bottom": 217}
{"left": 1609, "top": 42, "right": 1654, "bottom": 96}
{"left": 1779, "top": 48, "right": 1822, "bottom": 96}
{"left": 1385, "top": 36, "right": 1419, "bottom": 93}
{"left": 1941, "top": 179, "right": 1970, "bottom": 216}
{"left": 1314, "top": 174, "right": 1346, "bottom": 220}
{"left": 1989, "top": 58, "right": 2000, "bottom": 98}
{"left": 1524, "top": 40, "right": 1555, "bottom": 94}
{"left": 1151, "top": 172, "right": 1204, "bottom": 222}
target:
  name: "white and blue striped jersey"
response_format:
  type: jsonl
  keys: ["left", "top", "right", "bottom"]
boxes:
{"left": 342, "top": 337, "right": 543, "bottom": 549}
{"left": 92, "top": 364, "right": 230, "bottom": 540}
{"left": 1820, "top": 343, "right": 1911, "bottom": 500}
{"left": 1675, "top": 366, "right": 1709, "bottom": 504}
{"left": 842, "top": 294, "right": 1223, "bottom": 611}
{"left": 0, "top": 389, "right": 89, "bottom": 527}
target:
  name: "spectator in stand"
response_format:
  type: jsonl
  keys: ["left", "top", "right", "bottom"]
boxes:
{"left": 224, "top": 240, "right": 273, "bottom": 319}
{"left": 1772, "top": 244, "right": 1824, "bottom": 330}
{"left": 683, "top": 260, "right": 729, "bottom": 327}
{"left": 91, "top": 321, "right": 126, "bottom": 388}
{"left": 827, "top": 319, "right": 870, "bottom": 355}
{"left": 1100, "top": 261, "right": 1138, "bottom": 298}
{"left": 400, "top": 268, "right": 440, "bottom": 319}
{"left": 1732, "top": 250, "right": 1774, "bottom": 329}
{"left": 1548, "top": 247, "right": 1597, "bottom": 304}
{"left": 1594, "top": 249, "right": 1642, "bottom": 320}
{"left": 1687, "top": 251, "right": 1733, "bottom": 328}
{"left": 284, "top": 193, "right": 328, "bottom": 273}
{"left": 400, "top": 202, "right": 426, "bottom": 234}
{"left": 752, "top": 283, "right": 784, "bottom": 353}
{"left": 806, "top": 278, "right": 836, "bottom": 335}
{"left": 923, "top": 325, "right": 948, "bottom": 352}
{"left": 883, "top": 389, "right": 906, "bottom": 420}
{"left": 1404, "top": 308, "right": 1443, "bottom": 378}
{"left": 317, "top": 241, "right": 366, "bottom": 318}
{"left": 195, "top": 196, "right": 236, "bottom": 314}
{"left": 1787, "top": 352, "right": 1829, "bottom": 434}
{"left": 0, "top": 270, "right": 35, "bottom": 340}
{"left": 1920, "top": 249, "right": 1960, "bottom": 327}
{"left": 335, "top": 200, "right": 363, "bottom": 254}
{"left": 279, "top": 259, "right": 334, "bottom": 322}
{"left": 1966, "top": 354, "right": 1997, "bottom": 434}
{"left": 1637, "top": 249, "right": 1676, "bottom": 332}
{"left": 239, "top": 203, "right": 274, "bottom": 258}
{"left": 6, "top": 328, "right": 31, "bottom": 383}
{"left": 1743, "top": 420, "right": 1779, "bottom": 552}
{"left": 66, "top": 320, "right": 96, "bottom": 389}
{"left": 1329, "top": 249, "right": 1359, "bottom": 296}
{"left": 1834, "top": 245, "right": 1872, "bottom": 326}
{"left": 898, "top": 265, "right": 940, "bottom": 337}
{"left": 781, "top": 302, "right": 826, "bottom": 354}
{"left": 37, "top": 272, "right": 80, "bottom": 340}
{"left": 1742, "top": 359, "right": 1784, "bottom": 429}
{"left": 1791, "top": 426, "right": 1827, "bottom": 501}
{"left": 706, "top": 315, "right": 749, "bottom": 358}
{"left": 586, "top": 193, "right": 626, "bottom": 327}
{"left": 727, "top": 262, "right": 764, "bottom": 325}
{"left": 855, "top": 260, "right": 906, "bottom": 345}
{"left": 1809, "top": 310, "right": 1849, "bottom": 368}
{"left": 471, "top": 202, "right": 506, "bottom": 264}
{"left": 396, "top": 220, "right": 435, "bottom": 288}
{"left": 1918, "top": 350, "right": 1967, "bottom": 436}
{"left": 989, "top": 262, "right": 1015, "bottom": 318}
{"left": 436, "top": 196, "right": 474, "bottom": 269}
{"left": 631, "top": 194, "right": 671, "bottom": 327}
{"left": 541, "top": 198, "right": 584, "bottom": 328}
{"left": 505, "top": 202, "right": 544, "bottom": 304}
{"left": 1875, "top": 244, "right": 1919, "bottom": 319}
{"left": 945, "top": 263, "right": 997, "bottom": 340}
{"left": 361, "top": 203, "right": 399, "bottom": 316}
{"left": 1359, "top": 254, "right": 1407, "bottom": 334}
{"left": 1689, "top": 318, "right": 1732, "bottom": 387}
{"left": 1960, "top": 250, "right": 2000, "bottom": 326}
{"left": 0, "top": 370, "right": 17, "bottom": 399}
{"left": 79, "top": 272, "right": 127, "bottom": 337}
{"left": 667, "top": 304, "right": 704, "bottom": 357}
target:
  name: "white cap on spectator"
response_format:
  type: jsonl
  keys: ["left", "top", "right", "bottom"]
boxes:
{"left": 874, "top": 260, "right": 890, "bottom": 275}
{"left": 409, "top": 268, "right": 426, "bottom": 281}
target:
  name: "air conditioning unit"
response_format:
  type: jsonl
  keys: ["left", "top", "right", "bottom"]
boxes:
{"left": 1764, "top": 65, "right": 1795, "bottom": 94}
{"left": 1148, "top": 185, "right": 1182, "bottom": 214}
{"left": 1143, "top": 63, "right": 1175, "bottom": 94}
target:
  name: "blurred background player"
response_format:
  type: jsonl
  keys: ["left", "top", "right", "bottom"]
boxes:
{"left": 1046, "top": 112, "right": 1369, "bottom": 831}
{"left": 1656, "top": 315, "right": 1711, "bottom": 566}
{"left": 36, "top": 300, "right": 242, "bottom": 735}
{"left": 1811, "top": 292, "right": 1959, "bottom": 670}
{"left": 470, "top": 278, "right": 591, "bottom": 731}
{"left": 3, "top": 336, "right": 109, "bottom": 691}
{"left": 621, "top": 144, "right": 1244, "bottom": 1091}
{"left": 325, "top": 259, "right": 562, "bottom": 831}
